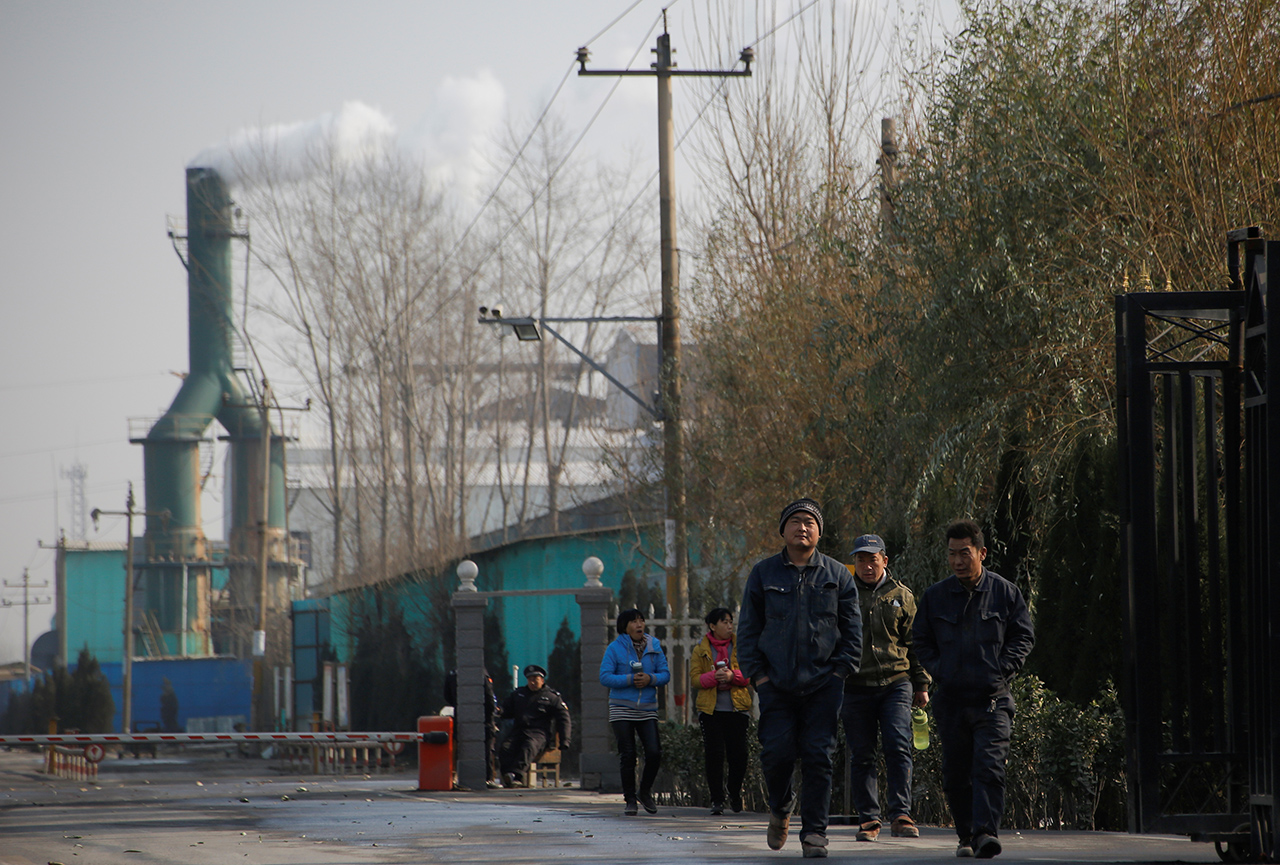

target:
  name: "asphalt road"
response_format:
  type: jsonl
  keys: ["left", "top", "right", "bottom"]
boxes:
{"left": 0, "top": 748, "right": 1222, "bottom": 865}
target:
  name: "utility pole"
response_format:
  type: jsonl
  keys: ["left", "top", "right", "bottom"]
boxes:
{"left": 578, "top": 23, "right": 753, "bottom": 722}
{"left": 2, "top": 569, "right": 51, "bottom": 687}
{"left": 878, "top": 117, "right": 898, "bottom": 233}
{"left": 254, "top": 378, "right": 273, "bottom": 730}
{"left": 91, "top": 483, "right": 167, "bottom": 734}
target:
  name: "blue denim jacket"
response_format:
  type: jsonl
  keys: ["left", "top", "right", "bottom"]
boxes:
{"left": 737, "top": 549, "right": 862, "bottom": 696}
{"left": 913, "top": 568, "right": 1035, "bottom": 702}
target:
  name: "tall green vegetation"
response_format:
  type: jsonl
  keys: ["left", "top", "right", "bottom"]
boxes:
{"left": 0, "top": 648, "right": 115, "bottom": 734}
{"left": 684, "top": 0, "right": 1280, "bottom": 703}
{"left": 348, "top": 600, "right": 442, "bottom": 731}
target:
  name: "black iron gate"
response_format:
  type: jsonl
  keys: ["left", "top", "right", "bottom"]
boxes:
{"left": 1117, "top": 227, "right": 1280, "bottom": 861}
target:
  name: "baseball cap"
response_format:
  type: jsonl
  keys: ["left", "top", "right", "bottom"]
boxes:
{"left": 849, "top": 533, "right": 886, "bottom": 555}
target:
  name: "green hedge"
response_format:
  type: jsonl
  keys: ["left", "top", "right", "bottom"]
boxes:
{"left": 649, "top": 675, "right": 1126, "bottom": 831}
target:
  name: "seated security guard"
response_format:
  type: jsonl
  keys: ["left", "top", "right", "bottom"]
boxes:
{"left": 498, "top": 665, "right": 572, "bottom": 787}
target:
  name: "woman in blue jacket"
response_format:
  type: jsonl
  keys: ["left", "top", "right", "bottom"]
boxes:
{"left": 599, "top": 607, "right": 670, "bottom": 815}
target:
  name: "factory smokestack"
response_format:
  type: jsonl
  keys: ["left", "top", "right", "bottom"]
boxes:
{"left": 133, "top": 167, "right": 287, "bottom": 659}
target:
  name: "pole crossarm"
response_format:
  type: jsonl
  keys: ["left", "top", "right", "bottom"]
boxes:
{"left": 577, "top": 69, "right": 751, "bottom": 77}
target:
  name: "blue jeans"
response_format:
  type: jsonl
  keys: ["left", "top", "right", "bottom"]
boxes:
{"left": 841, "top": 679, "right": 914, "bottom": 823}
{"left": 756, "top": 674, "right": 844, "bottom": 842}
{"left": 933, "top": 692, "right": 1014, "bottom": 841}
{"left": 611, "top": 719, "right": 662, "bottom": 800}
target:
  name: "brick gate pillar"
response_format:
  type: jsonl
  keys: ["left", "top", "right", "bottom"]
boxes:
{"left": 575, "top": 556, "right": 618, "bottom": 791}
{"left": 452, "top": 560, "right": 489, "bottom": 791}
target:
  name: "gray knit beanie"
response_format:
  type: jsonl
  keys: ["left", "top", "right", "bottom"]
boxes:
{"left": 778, "top": 498, "right": 824, "bottom": 536}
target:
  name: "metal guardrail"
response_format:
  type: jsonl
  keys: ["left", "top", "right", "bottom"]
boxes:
{"left": 2, "top": 732, "right": 418, "bottom": 780}
{"left": 0, "top": 732, "right": 420, "bottom": 746}
{"left": 277, "top": 742, "right": 402, "bottom": 776}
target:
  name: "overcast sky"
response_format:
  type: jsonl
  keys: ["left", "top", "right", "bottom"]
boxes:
{"left": 0, "top": 0, "right": 955, "bottom": 667}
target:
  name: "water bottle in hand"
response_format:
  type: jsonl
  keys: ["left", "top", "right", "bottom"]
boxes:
{"left": 911, "top": 707, "right": 930, "bottom": 750}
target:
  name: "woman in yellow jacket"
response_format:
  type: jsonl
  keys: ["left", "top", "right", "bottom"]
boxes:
{"left": 691, "top": 606, "right": 753, "bottom": 815}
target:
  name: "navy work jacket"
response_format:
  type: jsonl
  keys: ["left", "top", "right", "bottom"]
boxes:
{"left": 913, "top": 568, "right": 1035, "bottom": 702}
{"left": 737, "top": 548, "right": 861, "bottom": 696}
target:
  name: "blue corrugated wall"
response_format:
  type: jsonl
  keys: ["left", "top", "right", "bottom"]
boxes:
{"left": 91, "top": 657, "right": 253, "bottom": 733}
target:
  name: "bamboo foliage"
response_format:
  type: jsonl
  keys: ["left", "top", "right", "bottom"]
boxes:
{"left": 681, "top": 0, "right": 1279, "bottom": 698}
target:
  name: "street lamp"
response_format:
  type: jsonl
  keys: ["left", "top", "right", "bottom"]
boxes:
{"left": 477, "top": 309, "right": 663, "bottom": 420}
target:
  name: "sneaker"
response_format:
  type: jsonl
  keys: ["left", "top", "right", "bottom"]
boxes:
{"left": 956, "top": 841, "right": 974, "bottom": 857}
{"left": 856, "top": 820, "right": 881, "bottom": 842}
{"left": 890, "top": 816, "right": 920, "bottom": 838}
{"left": 624, "top": 798, "right": 638, "bottom": 816}
{"left": 801, "top": 836, "right": 829, "bottom": 858}
{"left": 710, "top": 802, "right": 725, "bottom": 816}
{"left": 767, "top": 811, "right": 791, "bottom": 850}
{"left": 728, "top": 791, "right": 743, "bottom": 813}
{"left": 972, "top": 833, "right": 1002, "bottom": 859}
{"left": 638, "top": 789, "right": 658, "bottom": 814}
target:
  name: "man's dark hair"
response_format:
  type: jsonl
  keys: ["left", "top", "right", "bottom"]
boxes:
{"left": 617, "top": 607, "right": 646, "bottom": 634}
{"left": 945, "top": 519, "right": 985, "bottom": 550}
{"left": 704, "top": 607, "right": 733, "bottom": 627}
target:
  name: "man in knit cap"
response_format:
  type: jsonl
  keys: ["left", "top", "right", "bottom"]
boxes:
{"left": 738, "top": 498, "right": 862, "bottom": 859}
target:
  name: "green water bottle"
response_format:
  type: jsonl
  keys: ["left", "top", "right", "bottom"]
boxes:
{"left": 911, "top": 707, "right": 930, "bottom": 750}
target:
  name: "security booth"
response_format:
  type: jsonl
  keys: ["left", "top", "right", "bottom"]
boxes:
{"left": 1117, "top": 228, "right": 1280, "bottom": 862}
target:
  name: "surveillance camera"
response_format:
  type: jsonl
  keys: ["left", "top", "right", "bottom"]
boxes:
{"left": 479, "top": 305, "right": 488, "bottom": 317}
{"left": 490, "top": 306, "right": 503, "bottom": 318}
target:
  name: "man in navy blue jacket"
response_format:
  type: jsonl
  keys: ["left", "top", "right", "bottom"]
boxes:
{"left": 914, "top": 520, "right": 1035, "bottom": 859}
{"left": 738, "top": 498, "right": 861, "bottom": 859}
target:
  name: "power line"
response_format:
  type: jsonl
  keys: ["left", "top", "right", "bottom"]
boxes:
{"left": 0, "top": 371, "right": 167, "bottom": 394}
{"left": 360, "top": 11, "right": 667, "bottom": 346}
{"left": 544, "top": 0, "right": 826, "bottom": 301}
{"left": 581, "top": 0, "right": 652, "bottom": 47}
{"left": 454, "top": 13, "right": 664, "bottom": 298}
{"left": 0, "top": 437, "right": 122, "bottom": 462}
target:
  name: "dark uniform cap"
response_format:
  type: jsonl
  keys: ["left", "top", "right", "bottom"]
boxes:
{"left": 523, "top": 665, "right": 547, "bottom": 679}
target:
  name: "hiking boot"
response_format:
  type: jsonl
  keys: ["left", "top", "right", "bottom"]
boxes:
{"left": 801, "top": 835, "right": 829, "bottom": 858}
{"left": 856, "top": 820, "right": 881, "bottom": 842}
{"left": 972, "top": 833, "right": 1002, "bottom": 859}
{"left": 767, "top": 811, "right": 791, "bottom": 850}
{"left": 709, "top": 802, "right": 725, "bottom": 816}
{"left": 623, "top": 798, "right": 638, "bottom": 816}
{"left": 890, "top": 816, "right": 920, "bottom": 838}
{"left": 638, "top": 789, "right": 658, "bottom": 814}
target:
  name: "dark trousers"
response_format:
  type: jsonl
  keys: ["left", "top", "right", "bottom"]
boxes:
{"left": 498, "top": 727, "right": 548, "bottom": 779}
{"left": 611, "top": 718, "right": 662, "bottom": 800}
{"left": 933, "top": 693, "right": 1014, "bottom": 841}
{"left": 841, "top": 678, "right": 914, "bottom": 823}
{"left": 486, "top": 722, "right": 498, "bottom": 781}
{"left": 756, "top": 674, "right": 844, "bottom": 842}
{"left": 698, "top": 710, "right": 749, "bottom": 805}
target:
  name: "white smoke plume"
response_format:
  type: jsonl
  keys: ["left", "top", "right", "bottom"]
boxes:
{"left": 189, "top": 71, "right": 506, "bottom": 202}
